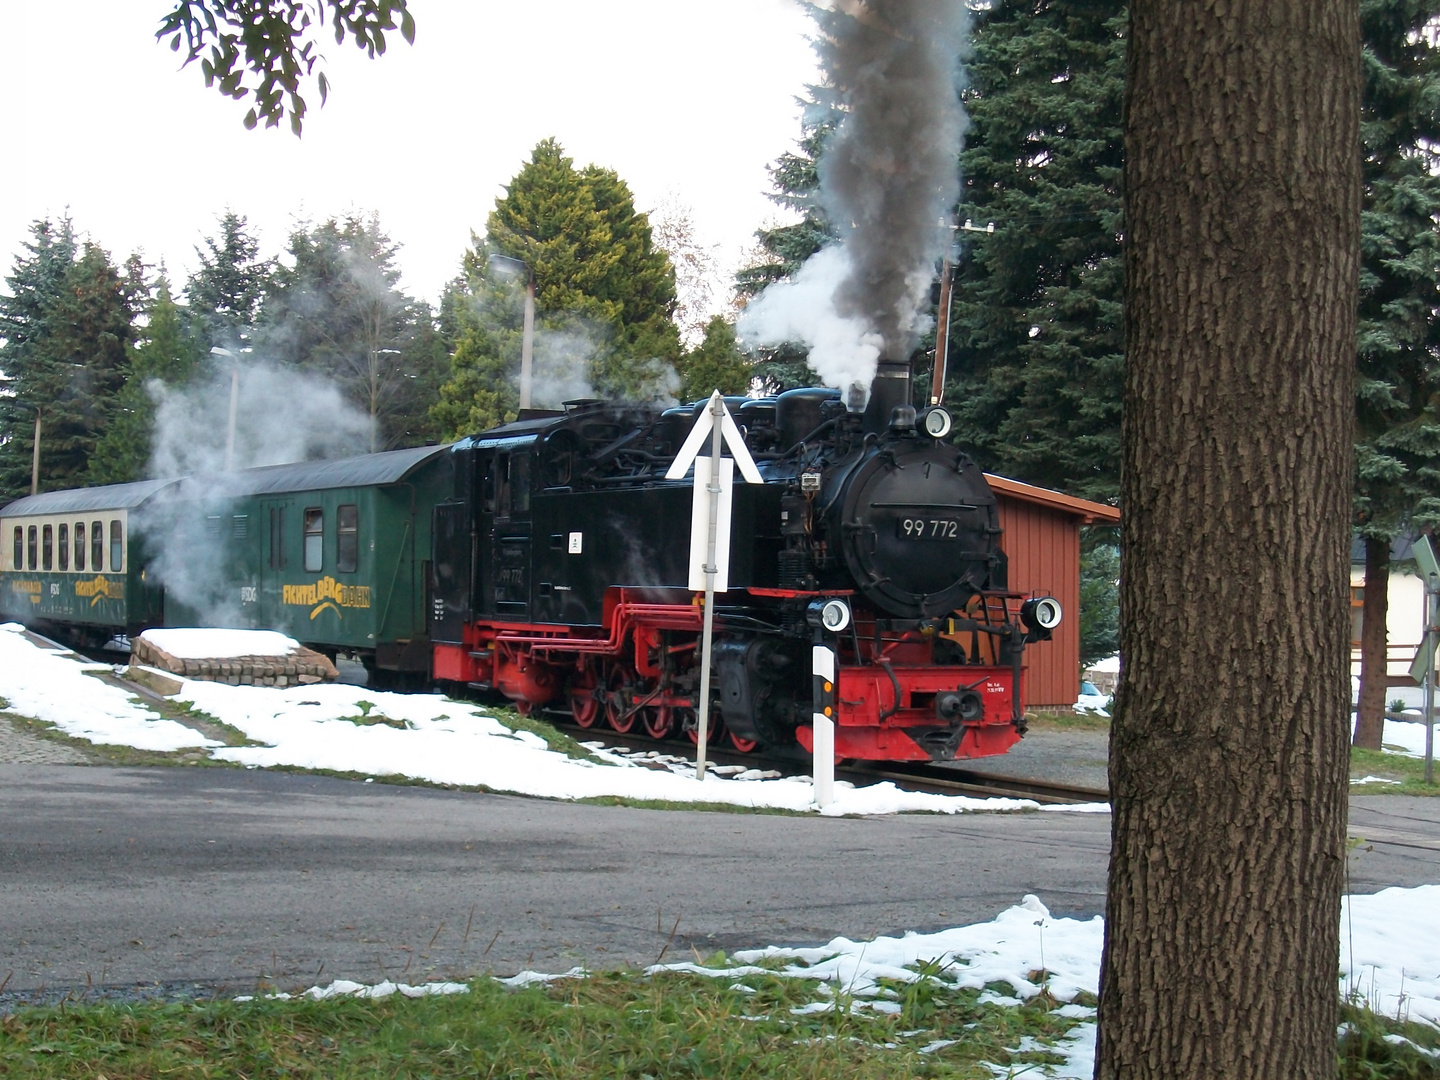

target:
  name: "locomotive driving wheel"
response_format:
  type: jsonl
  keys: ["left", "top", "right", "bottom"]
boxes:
{"left": 684, "top": 708, "right": 726, "bottom": 745}
{"left": 604, "top": 665, "right": 638, "bottom": 734}
{"left": 727, "top": 730, "right": 758, "bottom": 753}
{"left": 568, "top": 665, "right": 600, "bottom": 729}
{"left": 640, "top": 691, "right": 674, "bottom": 740}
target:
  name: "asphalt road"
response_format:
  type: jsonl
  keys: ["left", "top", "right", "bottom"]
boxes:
{"left": 0, "top": 765, "right": 1435, "bottom": 998}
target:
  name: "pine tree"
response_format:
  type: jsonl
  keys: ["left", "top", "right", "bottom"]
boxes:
{"left": 943, "top": 0, "right": 1127, "bottom": 503}
{"left": 90, "top": 277, "right": 204, "bottom": 484}
{"left": 678, "top": 316, "right": 753, "bottom": 401}
{"left": 433, "top": 139, "right": 683, "bottom": 436}
{"left": 186, "top": 211, "right": 274, "bottom": 352}
{"left": 1352, "top": 0, "right": 1440, "bottom": 748}
{"left": 0, "top": 218, "right": 134, "bottom": 501}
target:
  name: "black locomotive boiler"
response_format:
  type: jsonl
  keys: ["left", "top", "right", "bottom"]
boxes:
{"left": 430, "top": 364, "right": 1061, "bottom": 762}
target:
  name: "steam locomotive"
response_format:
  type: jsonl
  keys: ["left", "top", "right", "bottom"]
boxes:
{"left": 0, "top": 366, "right": 1060, "bottom": 764}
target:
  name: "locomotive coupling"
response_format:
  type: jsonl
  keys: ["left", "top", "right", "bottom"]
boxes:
{"left": 935, "top": 689, "right": 985, "bottom": 724}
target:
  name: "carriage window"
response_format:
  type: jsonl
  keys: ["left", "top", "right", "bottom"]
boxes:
{"left": 110, "top": 520, "right": 122, "bottom": 572}
{"left": 58, "top": 523, "right": 68, "bottom": 571}
{"left": 42, "top": 525, "right": 53, "bottom": 571}
{"left": 269, "top": 508, "right": 285, "bottom": 569}
{"left": 12, "top": 527, "right": 20, "bottom": 571}
{"left": 303, "top": 508, "right": 323, "bottom": 572}
{"left": 337, "top": 504, "right": 358, "bottom": 573}
{"left": 28, "top": 526, "right": 37, "bottom": 570}
{"left": 92, "top": 521, "right": 103, "bottom": 571}
{"left": 74, "top": 522, "right": 85, "bottom": 571}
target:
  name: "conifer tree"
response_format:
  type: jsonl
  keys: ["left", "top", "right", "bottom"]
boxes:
{"left": 434, "top": 139, "right": 682, "bottom": 437}
{"left": 90, "top": 277, "right": 204, "bottom": 484}
{"left": 186, "top": 211, "right": 274, "bottom": 352}
{"left": 678, "top": 316, "right": 753, "bottom": 401}
{"left": 944, "top": 0, "right": 1127, "bottom": 503}
{"left": 1352, "top": 0, "right": 1440, "bottom": 748}
{"left": 0, "top": 218, "right": 134, "bottom": 501}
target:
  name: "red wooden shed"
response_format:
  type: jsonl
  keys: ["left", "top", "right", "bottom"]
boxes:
{"left": 986, "top": 474, "right": 1121, "bottom": 708}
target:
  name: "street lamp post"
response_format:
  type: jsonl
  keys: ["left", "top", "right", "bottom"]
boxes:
{"left": 489, "top": 253, "right": 536, "bottom": 411}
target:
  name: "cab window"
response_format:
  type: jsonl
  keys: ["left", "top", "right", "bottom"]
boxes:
{"left": 92, "top": 521, "right": 103, "bottom": 571}
{"left": 337, "top": 505, "right": 358, "bottom": 573}
{"left": 109, "top": 520, "right": 122, "bottom": 572}
{"left": 42, "top": 525, "right": 53, "bottom": 571}
{"left": 27, "top": 526, "right": 37, "bottom": 570}
{"left": 74, "top": 522, "right": 85, "bottom": 572}
{"left": 58, "top": 523, "right": 68, "bottom": 571}
{"left": 303, "top": 508, "right": 324, "bottom": 572}
{"left": 12, "top": 526, "right": 20, "bottom": 571}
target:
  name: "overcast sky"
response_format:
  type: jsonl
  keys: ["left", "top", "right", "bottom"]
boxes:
{"left": 1, "top": 0, "right": 820, "bottom": 309}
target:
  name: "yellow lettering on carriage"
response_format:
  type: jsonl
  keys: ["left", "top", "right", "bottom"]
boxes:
{"left": 282, "top": 576, "right": 371, "bottom": 619}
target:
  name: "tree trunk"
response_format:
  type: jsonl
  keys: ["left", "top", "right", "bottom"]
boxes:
{"left": 1099, "top": 1, "right": 1359, "bottom": 1078}
{"left": 1354, "top": 535, "right": 1391, "bottom": 749}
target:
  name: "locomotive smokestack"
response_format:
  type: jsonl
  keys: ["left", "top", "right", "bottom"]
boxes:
{"left": 861, "top": 359, "right": 912, "bottom": 432}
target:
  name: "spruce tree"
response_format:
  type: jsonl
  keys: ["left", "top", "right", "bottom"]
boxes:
{"left": 90, "top": 277, "right": 204, "bottom": 484}
{"left": 0, "top": 218, "right": 134, "bottom": 501}
{"left": 1352, "top": 0, "right": 1440, "bottom": 748}
{"left": 186, "top": 211, "right": 273, "bottom": 352}
{"left": 433, "top": 139, "right": 682, "bottom": 437}
{"left": 944, "top": 0, "right": 1127, "bottom": 503}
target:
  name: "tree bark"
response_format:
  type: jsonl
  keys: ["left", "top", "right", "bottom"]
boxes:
{"left": 1099, "top": 1, "right": 1359, "bottom": 1078}
{"left": 1354, "top": 535, "right": 1391, "bottom": 749}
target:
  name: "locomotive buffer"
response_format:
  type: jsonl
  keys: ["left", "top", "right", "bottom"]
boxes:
{"left": 665, "top": 392, "right": 764, "bottom": 784}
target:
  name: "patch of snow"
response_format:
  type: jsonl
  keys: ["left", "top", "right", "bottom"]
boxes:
{"left": 0, "top": 623, "right": 219, "bottom": 751}
{"left": 1351, "top": 776, "right": 1401, "bottom": 786}
{"left": 1342, "top": 885, "right": 1440, "bottom": 1026}
{"left": 1381, "top": 717, "right": 1433, "bottom": 758}
{"left": 140, "top": 627, "right": 302, "bottom": 659}
{"left": 497, "top": 966, "right": 588, "bottom": 988}
{"left": 1073, "top": 693, "right": 1110, "bottom": 716}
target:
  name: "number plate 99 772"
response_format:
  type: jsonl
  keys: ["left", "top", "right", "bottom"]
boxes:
{"left": 897, "top": 518, "right": 961, "bottom": 540}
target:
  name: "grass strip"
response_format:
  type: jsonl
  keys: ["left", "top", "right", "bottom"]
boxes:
{"left": 1, "top": 967, "right": 1433, "bottom": 1079}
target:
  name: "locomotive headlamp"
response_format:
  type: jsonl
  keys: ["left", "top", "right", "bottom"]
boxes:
{"left": 807, "top": 598, "right": 852, "bottom": 633}
{"left": 1021, "top": 596, "right": 1063, "bottom": 632}
{"left": 921, "top": 406, "right": 953, "bottom": 439}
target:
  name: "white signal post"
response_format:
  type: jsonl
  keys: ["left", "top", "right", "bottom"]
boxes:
{"left": 1409, "top": 534, "right": 1439, "bottom": 785}
{"left": 665, "top": 392, "right": 763, "bottom": 780}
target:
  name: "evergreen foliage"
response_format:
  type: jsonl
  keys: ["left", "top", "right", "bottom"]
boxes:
{"left": 944, "top": 0, "right": 1127, "bottom": 503}
{"left": 433, "top": 139, "right": 682, "bottom": 439}
{"left": 1353, "top": 0, "right": 1440, "bottom": 539}
{"left": 1079, "top": 533, "right": 1120, "bottom": 667}
{"left": 90, "top": 277, "right": 205, "bottom": 484}
{"left": 0, "top": 218, "right": 134, "bottom": 501}
{"left": 186, "top": 211, "right": 274, "bottom": 353}
{"left": 678, "top": 316, "right": 753, "bottom": 401}
{"left": 261, "top": 212, "right": 442, "bottom": 449}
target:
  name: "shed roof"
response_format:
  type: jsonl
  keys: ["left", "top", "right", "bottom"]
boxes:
{"left": 175, "top": 444, "right": 451, "bottom": 499}
{"left": 1, "top": 478, "right": 180, "bottom": 517}
{"left": 985, "top": 474, "right": 1121, "bottom": 524}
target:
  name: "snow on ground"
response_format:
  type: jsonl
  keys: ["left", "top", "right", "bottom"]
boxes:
{"left": 139, "top": 627, "right": 300, "bottom": 659}
{"left": 259, "top": 885, "right": 1440, "bottom": 1079}
{"left": 0, "top": 625, "right": 1100, "bottom": 816}
{"left": 0, "top": 624, "right": 219, "bottom": 751}
{"left": 1382, "top": 716, "right": 1434, "bottom": 758}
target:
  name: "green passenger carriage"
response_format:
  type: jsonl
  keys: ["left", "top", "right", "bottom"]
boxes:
{"left": 0, "top": 479, "right": 174, "bottom": 642}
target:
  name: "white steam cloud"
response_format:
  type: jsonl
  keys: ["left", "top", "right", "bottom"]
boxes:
{"left": 135, "top": 361, "right": 376, "bottom": 628}
{"left": 739, "top": 0, "right": 970, "bottom": 399}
